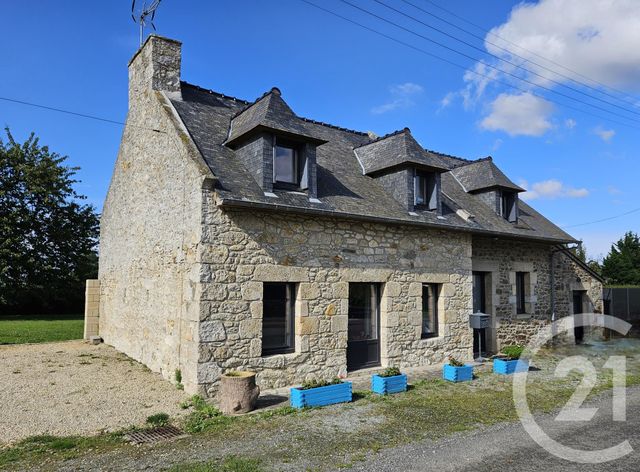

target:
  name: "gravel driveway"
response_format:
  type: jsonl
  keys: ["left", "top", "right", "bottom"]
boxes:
{"left": 0, "top": 341, "right": 189, "bottom": 445}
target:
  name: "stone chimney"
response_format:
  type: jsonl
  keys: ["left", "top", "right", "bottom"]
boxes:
{"left": 128, "top": 35, "right": 181, "bottom": 107}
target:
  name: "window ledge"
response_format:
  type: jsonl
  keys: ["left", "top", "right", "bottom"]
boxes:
{"left": 516, "top": 313, "right": 533, "bottom": 320}
{"left": 420, "top": 335, "right": 444, "bottom": 345}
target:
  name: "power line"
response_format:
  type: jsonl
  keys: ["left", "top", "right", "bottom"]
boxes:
{"left": 563, "top": 207, "right": 640, "bottom": 229}
{"left": 375, "top": 0, "right": 640, "bottom": 119}
{"left": 421, "top": 0, "right": 640, "bottom": 105}
{"left": 0, "top": 96, "right": 164, "bottom": 133}
{"left": 341, "top": 0, "right": 640, "bottom": 123}
{"left": 399, "top": 0, "right": 638, "bottom": 110}
{"left": 298, "top": 0, "right": 640, "bottom": 130}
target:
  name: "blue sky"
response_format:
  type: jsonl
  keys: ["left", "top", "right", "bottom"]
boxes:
{"left": 1, "top": 0, "right": 638, "bottom": 259}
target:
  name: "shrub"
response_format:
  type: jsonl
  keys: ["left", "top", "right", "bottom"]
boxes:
{"left": 501, "top": 345, "right": 524, "bottom": 360}
{"left": 183, "top": 395, "right": 230, "bottom": 433}
{"left": 379, "top": 367, "right": 401, "bottom": 377}
{"left": 299, "top": 378, "right": 342, "bottom": 390}
{"left": 448, "top": 356, "right": 465, "bottom": 367}
{"left": 175, "top": 369, "right": 182, "bottom": 383}
{"left": 146, "top": 413, "right": 170, "bottom": 428}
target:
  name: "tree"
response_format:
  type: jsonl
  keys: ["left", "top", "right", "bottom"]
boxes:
{"left": 574, "top": 240, "right": 602, "bottom": 277}
{"left": 601, "top": 231, "right": 640, "bottom": 286}
{"left": 0, "top": 128, "right": 99, "bottom": 315}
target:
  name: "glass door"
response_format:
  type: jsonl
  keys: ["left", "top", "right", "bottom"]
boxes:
{"left": 347, "top": 283, "right": 380, "bottom": 370}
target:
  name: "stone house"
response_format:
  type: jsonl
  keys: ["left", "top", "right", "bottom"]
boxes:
{"left": 95, "top": 36, "right": 603, "bottom": 397}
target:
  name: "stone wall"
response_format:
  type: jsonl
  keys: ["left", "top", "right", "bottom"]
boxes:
{"left": 197, "top": 192, "right": 474, "bottom": 396}
{"left": 83, "top": 279, "right": 100, "bottom": 339}
{"left": 98, "top": 36, "right": 207, "bottom": 393}
{"left": 471, "top": 237, "right": 603, "bottom": 349}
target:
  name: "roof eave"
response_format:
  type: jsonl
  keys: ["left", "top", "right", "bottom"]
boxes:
{"left": 224, "top": 124, "right": 328, "bottom": 148}
{"left": 216, "top": 196, "right": 577, "bottom": 245}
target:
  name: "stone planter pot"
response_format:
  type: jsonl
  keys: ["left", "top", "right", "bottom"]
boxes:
{"left": 290, "top": 381, "right": 352, "bottom": 409}
{"left": 219, "top": 371, "right": 260, "bottom": 414}
{"left": 493, "top": 358, "right": 529, "bottom": 375}
{"left": 442, "top": 364, "right": 474, "bottom": 382}
{"left": 371, "top": 374, "right": 408, "bottom": 395}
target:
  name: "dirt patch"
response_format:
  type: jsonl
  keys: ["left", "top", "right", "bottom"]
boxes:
{"left": 0, "top": 341, "right": 188, "bottom": 445}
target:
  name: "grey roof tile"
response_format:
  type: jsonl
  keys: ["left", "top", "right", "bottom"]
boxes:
{"left": 354, "top": 128, "right": 449, "bottom": 175}
{"left": 450, "top": 157, "right": 525, "bottom": 193}
{"left": 225, "top": 88, "right": 327, "bottom": 146}
{"left": 169, "top": 82, "right": 574, "bottom": 243}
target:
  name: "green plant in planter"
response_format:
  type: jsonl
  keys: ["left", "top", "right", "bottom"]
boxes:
{"left": 448, "top": 356, "right": 465, "bottom": 367}
{"left": 224, "top": 371, "right": 242, "bottom": 377}
{"left": 379, "top": 367, "right": 401, "bottom": 377}
{"left": 501, "top": 345, "right": 524, "bottom": 360}
{"left": 300, "top": 378, "right": 343, "bottom": 390}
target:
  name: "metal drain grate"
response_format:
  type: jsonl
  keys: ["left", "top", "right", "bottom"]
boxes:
{"left": 125, "top": 425, "right": 186, "bottom": 444}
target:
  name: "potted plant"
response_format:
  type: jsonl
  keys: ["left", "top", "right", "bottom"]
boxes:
{"left": 290, "top": 378, "right": 352, "bottom": 409}
{"left": 442, "top": 356, "right": 473, "bottom": 382}
{"left": 493, "top": 345, "right": 528, "bottom": 375}
{"left": 371, "top": 367, "right": 407, "bottom": 395}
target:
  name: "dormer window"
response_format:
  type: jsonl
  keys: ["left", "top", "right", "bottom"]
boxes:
{"left": 273, "top": 137, "right": 308, "bottom": 190}
{"left": 501, "top": 191, "right": 518, "bottom": 222}
{"left": 414, "top": 171, "right": 438, "bottom": 210}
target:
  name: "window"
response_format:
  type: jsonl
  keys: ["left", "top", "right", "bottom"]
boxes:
{"left": 262, "top": 283, "right": 295, "bottom": 355}
{"left": 472, "top": 272, "right": 486, "bottom": 313}
{"left": 515, "top": 272, "right": 527, "bottom": 314}
{"left": 348, "top": 283, "right": 379, "bottom": 342}
{"left": 501, "top": 191, "right": 518, "bottom": 222}
{"left": 414, "top": 171, "right": 438, "bottom": 210}
{"left": 273, "top": 138, "right": 308, "bottom": 189}
{"left": 421, "top": 283, "right": 439, "bottom": 338}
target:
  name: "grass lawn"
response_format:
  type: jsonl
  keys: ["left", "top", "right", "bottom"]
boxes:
{"left": 2, "top": 339, "right": 640, "bottom": 471}
{"left": 0, "top": 314, "right": 83, "bottom": 344}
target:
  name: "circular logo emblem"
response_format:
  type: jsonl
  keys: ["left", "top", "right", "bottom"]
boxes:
{"left": 512, "top": 314, "right": 633, "bottom": 463}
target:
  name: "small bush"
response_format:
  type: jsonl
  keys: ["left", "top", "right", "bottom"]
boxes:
{"left": 175, "top": 369, "right": 182, "bottom": 384}
{"left": 183, "top": 395, "right": 230, "bottom": 433}
{"left": 146, "top": 413, "right": 170, "bottom": 428}
{"left": 379, "top": 367, "right": 401, "bottom": 377}
{"left": 299, "top": 378, "right": 343, "bottom": 390}
{"left": 448, "top": 356, "right": 465, "bottom": 367}
{"left": 501, "top": 345, "right": 524, "bottom": 360}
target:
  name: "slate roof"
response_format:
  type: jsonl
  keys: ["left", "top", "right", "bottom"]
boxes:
{"left": 225, "top": 87, "right": 326, "bottom": 147}
{"left": 450, "top": 157, "right": 525, "bottom": 193}
{"left": 354, "top": 128, "right": 449, "bottom": 175}
{"left": 169, "top": 82, "right": 575, "bottom": 244}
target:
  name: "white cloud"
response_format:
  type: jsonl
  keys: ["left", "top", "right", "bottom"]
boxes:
{"left": 390, "top": 82, "right": 423, "bottom": 95}
{"left": 519, "top": 179, "right": 589, "bottom": 200}
{"left": 485, "top": 0, "right": 640, "bottom": 90}
{"left": 564, "top": 118, "right": 577, "bottom": 129}
{"left": 593, "top": 126, "right": 616, "bottom": 142}
{"left": 492, "top": 138, "right": 503, "bottom": 151}
{"left": 439, "top": 91, "right": 456, "bottom": 110}
{"left": 480, "top": 92, "right": 554, "bottom": 136}
{"left": 607, "top": 185, "right": 622, "bottom": 195}
{"left": 371, "top": 82, "right": 423, "bottom": 114}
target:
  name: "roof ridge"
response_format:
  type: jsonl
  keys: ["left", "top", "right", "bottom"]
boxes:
{"left": 449, "top": 155, "right": 493, "bottom": 169}
{"left": 180, "top": 81, "right": 251, "bottom": 105}
{"left": 299, "top": 117, "right": 369, "bottom": 136}
{"left": 229, "top": 88, "right": 279, "bottom": 121}
{"left": 353, "top": 127, "right": 409, "bottom": 149}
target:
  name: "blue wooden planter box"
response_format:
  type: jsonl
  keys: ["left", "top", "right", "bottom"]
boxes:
{"left": 493, "top": 358, "right": 529, "bottom": 375}
{"left": 371, "top": 374, "right": 407, "bottom": 395}
{"left": 290, "top": 382, "right": 352, "bottom": 409}
{"left": 442, "top": 364, "right": 473, "bottom": 382}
